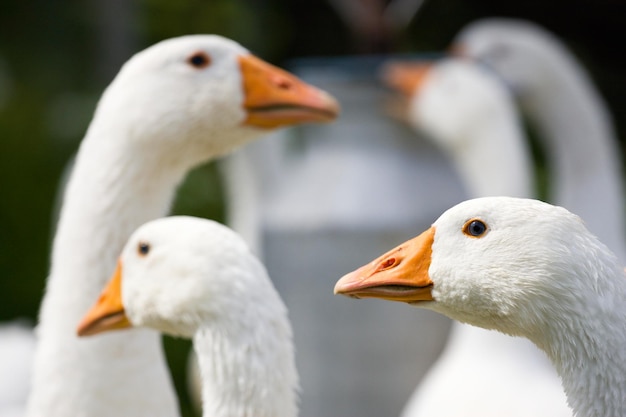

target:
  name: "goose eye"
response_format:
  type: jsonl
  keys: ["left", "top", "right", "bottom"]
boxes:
{"left": 463, "top": 219, "right": 488, "bottom": 238}
{"left": 187, "top": 52, "right": 211, "bottom": 69}
{"left": 138, "top": 241, "right": 151, "bottom": 256}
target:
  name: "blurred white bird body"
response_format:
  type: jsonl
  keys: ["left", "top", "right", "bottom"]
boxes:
{"left": 456, "top": 18, "right": 626, "bottom": 261}
{"left": 0, "top": 323, "right": 35, "bottom": 417}
{"left": 384, "top": 58, "right": 572, "bottom": 416}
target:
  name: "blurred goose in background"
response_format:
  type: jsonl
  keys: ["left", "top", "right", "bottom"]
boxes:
{"left": 384, "top": 58, "right": 532, "bottom": 198}
{"left": 454, "top": 18, "right": 626, "bottom": 261}
{"left": 383, "top": 59, "right": 571, "bottom": 416}
{"left": 335, "top": 196, "right": 626, "bottom": 417}
{"left": 28, "top": 35, "right": 338, "bottom": 417}
{"left": 77, "top": 216, "right": 298, "bottom": 417}
{"left": 0, "top": 322, "right": 35, "bottom": 417}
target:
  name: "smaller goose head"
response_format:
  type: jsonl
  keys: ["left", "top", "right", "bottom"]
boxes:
{"left": 452, "top": 19, "right": 561, "bottom": 95}
{"left": 335, "top": 197, "right": 621, "bottom": 340}
{"left": 92, "top": 35, "right": 339, "bottom": 165}
{"left": 382, "top": 58, "right": 517, "bottom": 151}
{"left": 76, "top": 216, "right": 263, "bottom": 339}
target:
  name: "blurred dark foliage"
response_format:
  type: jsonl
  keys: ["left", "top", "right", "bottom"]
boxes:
{"left": 0, "top": 0, "right": 623, "bottom": 415}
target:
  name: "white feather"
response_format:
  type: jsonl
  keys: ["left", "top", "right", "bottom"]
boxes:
{"left": 424, "top": 197, "right": 626, "bottom": 417}
{"left": 401, "top": 58, "right": 571, "bottom": 416}
{"left": 27, "top": 35, "right": 318, "bottom": 417}
{"left": 115, "top": 217, "right": 299, "bottom": 417}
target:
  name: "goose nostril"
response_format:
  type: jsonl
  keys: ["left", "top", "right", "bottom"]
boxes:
{"left": 273, "top": 76, "right": 293, "bottom": 90}
{"left": 379, "top": 258, "right": 396, "bottom": 271}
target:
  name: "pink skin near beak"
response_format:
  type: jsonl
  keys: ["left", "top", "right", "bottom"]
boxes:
{"left": 334, "top": 227, "right": 436, "bottom": 303}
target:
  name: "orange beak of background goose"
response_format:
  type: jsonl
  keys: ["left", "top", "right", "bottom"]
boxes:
{"left": 379, "top": 61, "right": 432, "bottom": 123}
{"left": 381, "top": 61, "right": 433, "bottom": 97}
{"left": 77, "top": 261, "right": 131, "bottom": 337}
{"left": 239, "top": 54, "right": 340, "bottom": 129}
{"left": 334, "top": 227, "right": 436, "bottom": 303}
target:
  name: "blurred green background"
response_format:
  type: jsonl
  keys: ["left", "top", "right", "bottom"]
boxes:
{"left": 0, "top": 0, "right": 624, "bottom": 415}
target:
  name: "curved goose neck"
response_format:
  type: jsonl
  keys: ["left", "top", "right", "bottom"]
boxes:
{"left": 28, "top": 121, "right": 186, "bottom": 417}
{"left": 192, "top": 277, "right": 298, "bottom": 417}
{"left": 452, "top": 110, "right": 534, "bottom": 199}
{"left": 548, "top": 323, "right": 626, "bottom": 417}
{"left": 529, "top": 252, "right": 626, "bottom": 417}
{"left": 537, "top": 293, "right": 626, "bottom": 417}
{"left": 519, "top": 44, "right": 626, "bottom": 261}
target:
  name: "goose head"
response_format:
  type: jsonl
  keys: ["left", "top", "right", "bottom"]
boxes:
{"left": 90, "top": 35, "right": 339, "bottom": 166}
{"left": 76, "top": 216, "right": 266, "bottom": 338}
{"left": 335, "top": 197, "right": 623, "bottom": 342}
{"left": 452, "top": 19, "right": 562, "bottom": 96}
{"left": 383, "top": 58, "right": 517, "bottom": 151}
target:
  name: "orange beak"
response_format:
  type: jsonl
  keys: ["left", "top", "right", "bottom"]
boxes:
{"left": 238, "top": 54, "right": 340, "bottom": 129}
{"left": 334, "top": 227, "right": 436, "bottom": 303}
{"left": 77, "top": 260, "right": 132, "bottom": 337}
{"left": 381, "top": 61, "right": 433, "bottom": 97}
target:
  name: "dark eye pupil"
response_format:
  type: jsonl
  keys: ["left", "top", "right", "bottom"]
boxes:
{"left": 188, "top": 53, "right": 210, "bottom": 68}
{"left": 138, "top": 242, "right": 150, "bottom": 256}
{"left": 468, "top": 220, "right": 486, "bottom": 236}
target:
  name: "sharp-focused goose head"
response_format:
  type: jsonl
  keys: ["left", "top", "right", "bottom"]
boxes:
{"left": 336, "top": 197, "right": 626, "bottom": 416}
{"left": 76, "top": 216, "right": 262, "bottom": 338}
{"left": 452, "top": 19, "right": 562, "bottom": 95}
{"left": 93, "top": 35, "right": 339, "bottom": 165}
{"left": 383, "top": 58, "right": 516, "bottom": 151}
{"left": 335, "top": 197, "right": 623, "bottom": 339}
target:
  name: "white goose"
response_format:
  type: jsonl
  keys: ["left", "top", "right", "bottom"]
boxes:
{"left": 76, "top": 216, "right": 298, "bottom": 417}
{"left": 0, "top": 322, "right": 35, "bottom": 417}
{"left": 383, "top": 59, "right": 572, "bottom": 416}
{"left": 335, "top": 196, "right": 626, "bottom": 417}
{"left": 454, "top": 18, "right": 626, "bottom": 262}
{"left": 28, "top": 35, "right": 337, "bottom": 417}
{"left": 384, "top": 58, "right": 533, "bottom": 198}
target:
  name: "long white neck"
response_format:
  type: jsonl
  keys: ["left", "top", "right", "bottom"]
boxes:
{"left": 192, "top": 278, "right": 298, "bottom": 417}
{"left": 528, "top": 253, "right": 626, "bottom": 417}
{"left": 520, "top": 45, "right": 626, "bottom": 262}
{"left": 444, "top": 321, "right": 547, "bottom": 360}
{"left": 28, "top": 121, "right": 187, "bottom": 417}
{"left": 452, "top": 111, "right": 534, "bottom": 199}
{"left": 437, "top": 84, "right": 562, "bottom": 411}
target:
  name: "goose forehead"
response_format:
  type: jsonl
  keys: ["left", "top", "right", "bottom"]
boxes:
{"left": 434, "top": 197, "right": 572, "bottom": 230}
{"left": 125, "top": 216, "right": 247, "bottom": 260}
{"left": 122, "top": 35, "right": 249, "bottom": 73}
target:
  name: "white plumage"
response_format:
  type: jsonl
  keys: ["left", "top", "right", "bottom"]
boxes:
{"left": 385, "top": 58, "right": 533, "bottom": 198}
{"left": 384, "top": 19, "right": 626, "bottom": 416}
{"left": 27, "top": 35, "right": 337, "bottom": 417}
{"left": 0, "top": 322, "right": 35, "bottom": 417}
{"left": 455, "top": 18, "right": 626, "bottom": 261}
{"left": 384, "top": 57, "right": 570, "bottom": 417}
{"left": 77, "top": 216, "right": 298, "bottom": 417}
{"left": 336, "top": 196, "right": 626, "bottom": 417}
